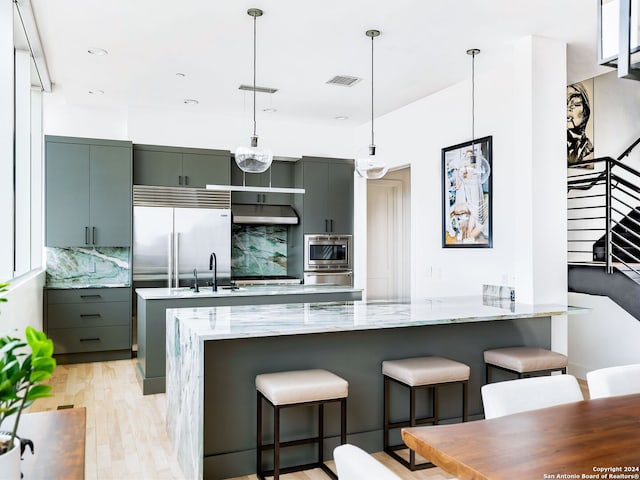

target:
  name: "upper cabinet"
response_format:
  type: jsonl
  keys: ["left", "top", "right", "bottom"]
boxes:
{"left": 45, "top": 136, "right": 132, "bottom": 247}
{"left": 133, "top": 144, "right": 230, "bottom": 188}
{"left": 301, "top": 156, "right": 354, "bottom": 235}
{"left": 230, "top": 159, "right": 295, "bottom": 205}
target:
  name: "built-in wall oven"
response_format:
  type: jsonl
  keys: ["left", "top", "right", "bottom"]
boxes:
{"left": 303, "top": 234, "right": 353, "bottom": 286}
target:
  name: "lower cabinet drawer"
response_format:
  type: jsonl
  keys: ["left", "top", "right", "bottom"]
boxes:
{"left": 47, "top": 287, "right": 130, "bottom": 304}
{"left": 47, "top": 301, "right": 129, "bottom": 329}
{"left": 49, "top": 326, "right": 131, "bottom": 354}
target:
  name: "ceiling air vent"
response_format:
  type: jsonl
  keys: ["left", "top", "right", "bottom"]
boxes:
{"left": 238, "top": 84, "right": 278, "bottom": 94}
{"left": 326, "top": 75, "right": 362, "bottom": 87}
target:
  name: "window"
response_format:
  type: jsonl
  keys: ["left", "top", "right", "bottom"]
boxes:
{"left": 0, "top": 2, "right": 45, "bottom": 282}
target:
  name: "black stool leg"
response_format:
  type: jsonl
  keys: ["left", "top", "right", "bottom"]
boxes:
{"left": 256, "top": 392, "right": 263, "bottom": 478}
{"left": 432, "top": 385, "right": 439, "bottom": 425}
{"left": 409, "top": 385, "right": 416, "bottom": 469}
{"left": 318, "top": 403, "right": 324, "bottom": 464}
{"left": 340, "top": 397, "right": 347, "bottom": 444}
{"left": 274, "top": 405, "right": 280, "bottom": 480}
{"left": 383, "top": 376, "right": 390, "bottom": 451}
{"left": 462, "top": 381, "right": 468, "bottom": 422}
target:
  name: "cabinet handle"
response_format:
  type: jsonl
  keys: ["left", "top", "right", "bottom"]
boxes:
{"left": 325, "top": 219, "right": 328, "bottom": 232}
{"left": 80, "top": 337, "right": 101, "bottom": 342}
{"left": 185, "top": 175, "right": 189, "bottom": 185}
{"left": 257, "top": 194, "right": 261, "bottom": 203}
{"left": 80, "top": 294, "right": 102, "bottom": 299}
{"left": 92, "top": 226, "right": 96, "bottom": 245}
{"left": 330, "top": 219, "right": 334, "bottom": 232}
{"left": 80, "top": 314, "right": 102, "bottom": 318}
{"left": 85, "top": 226, "right": 89, "bottom": 245}
{"left": 262, "top": 194, "right": 266, "bottom": 203}
{"left": 178, "top": 175, "right": 183, "bottom": 185}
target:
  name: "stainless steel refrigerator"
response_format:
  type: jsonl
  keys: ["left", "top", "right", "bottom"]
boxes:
{"left": 132, "top": 186, "right": 232, "bottom": 289}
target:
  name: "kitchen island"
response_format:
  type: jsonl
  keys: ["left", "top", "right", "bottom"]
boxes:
{"left": 135, "top": 284, "right": 362, "bottom": 394}
{"left": 165, "top": 297, "right": 567, "bottom": 480}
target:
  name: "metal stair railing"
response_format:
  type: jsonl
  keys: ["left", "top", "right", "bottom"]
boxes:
{"left": 568, "top": 136, "right": 640, "bottom": 280}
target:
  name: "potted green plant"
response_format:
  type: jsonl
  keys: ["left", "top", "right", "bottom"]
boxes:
{"left": 0, "top": 281, "right": 56, "bottom": 478}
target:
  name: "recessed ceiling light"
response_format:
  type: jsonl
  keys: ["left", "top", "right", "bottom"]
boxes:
{"left": 262, "top": 108, "right": 277, "bottom": 113}
{"left": 176, "top": 72, "right": 186, "bottom": 77}
{"left": 89, "top": 89, "right": 104, "bottom": 95}
{"left": 183, "top": 99, "right": 199, "bottom": 105}
{"left": 88, "top": 48, "right": 108, "bottom": 56}
{"left": 334, "top": 115, "right": 349, "bottom": 120}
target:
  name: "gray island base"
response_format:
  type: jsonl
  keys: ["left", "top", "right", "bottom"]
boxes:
{"left": 166, "top": 297, "right": 567, "bottom": 480}
{"left": 135, "top": 284, "right": 362, "bottom": 394}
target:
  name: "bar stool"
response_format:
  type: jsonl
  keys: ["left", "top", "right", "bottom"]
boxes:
{"left": 484, "top": 346, "right": 568, "bottom": 383}
{"left": 256, "top": 369, "right": 348, "bottom": 480}
{"left": 382, "top": 356, "right": 470, "bottom": 471}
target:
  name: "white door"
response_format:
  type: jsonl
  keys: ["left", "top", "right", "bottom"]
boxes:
{"left": 367, "top": 179, "right": 403, "bottom": 300}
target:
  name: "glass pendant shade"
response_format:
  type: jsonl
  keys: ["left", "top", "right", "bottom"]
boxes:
{"left": 235, "top": 135, "right": 273, "bottom": 173}
{"left": 459, "top": 147, "right": 491, "bottom": 185}
{"left": 355, "top": 145, "right": 388, "bottom": 179}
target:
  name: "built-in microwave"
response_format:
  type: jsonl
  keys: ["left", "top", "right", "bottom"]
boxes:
{"left": 304, "top": 234, "right": 352, "bottom": 271}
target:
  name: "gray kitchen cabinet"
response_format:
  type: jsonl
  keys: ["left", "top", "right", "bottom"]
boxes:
{"left": 133, "top": 144, "right": 230, "bottom": 188}
{"left": 45, "top": 136, "right": 132, "bottom": 247}
{"left": 301, "top": 156, "right": 354, "bottom": 234}
{"left": 231, "top": 159, "right": 295, "bottom": 205}
{"left": 44, "top": 287, "right": 132, "bottom": 364}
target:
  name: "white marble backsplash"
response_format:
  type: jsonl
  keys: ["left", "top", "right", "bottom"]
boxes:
{"left": 46, "top": 247, "right": 131, "bottom": 288}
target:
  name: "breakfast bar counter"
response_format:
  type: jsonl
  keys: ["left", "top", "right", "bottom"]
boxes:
{"left": 166, "top": 297, "right": 567, "bottom": 480}
{"left": 135, "top": 284, "right": 362, "bottom": 394}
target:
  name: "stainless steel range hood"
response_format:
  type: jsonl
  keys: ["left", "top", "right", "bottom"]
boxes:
{"left": 231, "top": 204, "right": 299, "bottom": 225}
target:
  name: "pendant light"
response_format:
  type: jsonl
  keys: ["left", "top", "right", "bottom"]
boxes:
{"left": 463, "top": 48, "right": 490, "bottom": 184}
{"left": 235, "top": 8, "right": 273, "bottom": 174}
{"left": 355, "top": 29, "right": 388, "bottom": 180}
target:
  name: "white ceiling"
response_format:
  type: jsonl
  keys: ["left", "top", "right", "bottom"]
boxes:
{"left": 29, "top": 0, "right": 610, "bottom": 127}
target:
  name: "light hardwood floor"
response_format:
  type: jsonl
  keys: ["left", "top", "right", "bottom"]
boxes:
{"left": 27, "top": 358, "right": 457, "bottom": 480}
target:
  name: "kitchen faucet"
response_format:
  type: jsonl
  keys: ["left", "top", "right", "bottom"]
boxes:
{"left": 192, "top": 267, "right": 200, "bottom": 292}
{"left": 209, "top": 252, "right": 217, "bottom": 292}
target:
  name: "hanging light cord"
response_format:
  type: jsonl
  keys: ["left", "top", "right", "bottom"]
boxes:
{"left": 370, "top": 33, "right": 375, "bottom": 148}
{"left": 252, "top": 13, "right": 257, "bottom": 139}
{"left": 471, "top": 50, "right": 476, "bottom": 150}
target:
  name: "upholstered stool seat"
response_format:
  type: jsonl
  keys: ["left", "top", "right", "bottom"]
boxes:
{"left": 256, "top": 369, "right": 348, "bottom": 480}
{"left": 382, "top": 356, "right": 470, "bottom": 471}
{"left": 484, "top": 347, "right": 568, "bottom": 383}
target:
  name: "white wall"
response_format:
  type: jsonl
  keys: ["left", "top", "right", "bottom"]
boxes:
{"left": 0, "top": 271, "right": 46, "bottom": 336}
{"left": 568, "top": 292, "right": 640, "bottom": 379}
{"left": 42, "top": 100, "right": 354, "bottom": 159}
{"left": 355, "top": 36, "right": 567, "bottom": 306}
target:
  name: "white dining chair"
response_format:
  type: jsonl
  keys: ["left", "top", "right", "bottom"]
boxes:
{"left": 481, "top": 374, "right": 584, "bottom": 419}
{"left": 586, "top": 363, "right": 640, "bottom": 399}
{"left": 333, "top": 444, "right": 402, "bottom": 480}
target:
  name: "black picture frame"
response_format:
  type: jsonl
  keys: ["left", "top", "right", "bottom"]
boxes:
{"left": 442, "top": 135, "right": 493, "bottom": 248}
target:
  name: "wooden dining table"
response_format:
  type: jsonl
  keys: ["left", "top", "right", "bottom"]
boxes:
{"left": 402, "top": 393, "right": 640, "bottom": 480}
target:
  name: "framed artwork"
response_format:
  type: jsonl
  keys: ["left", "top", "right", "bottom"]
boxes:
{"left": 567, "top": 79, "right": 594, "bottom": 168}
{"left": 442, "top": 136, "right": 493, "bottom": 248}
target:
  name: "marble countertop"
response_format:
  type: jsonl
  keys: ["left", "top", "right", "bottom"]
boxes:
{"left": 168, "top": 296, "right": 568, "bottom": 341}
{"left": 45, "top": 283, "right": 130, "bottom": 289}
{"left": 137, "top": 284, "right": 362, "bottom": 300}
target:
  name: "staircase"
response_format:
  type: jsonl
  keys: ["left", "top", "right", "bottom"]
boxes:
{"left": 567, "top": 139, "right": 640, "bottom": 320}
